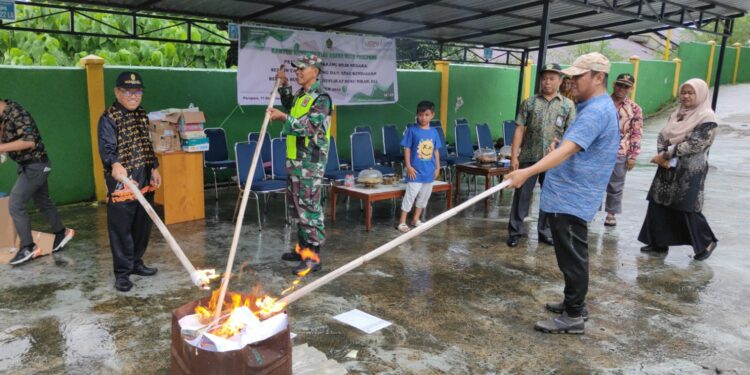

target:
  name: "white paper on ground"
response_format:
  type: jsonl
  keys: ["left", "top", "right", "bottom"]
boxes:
{"left": 333, "top": 309, "right": 392, "bottom": 334}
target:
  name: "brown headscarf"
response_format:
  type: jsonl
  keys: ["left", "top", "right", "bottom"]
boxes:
{"left": 660, "top": 78, "right": 717, "bottom": 145}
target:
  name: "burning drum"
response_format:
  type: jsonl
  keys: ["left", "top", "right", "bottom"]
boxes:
{"left": 171, "top": 293, "right": 292, "bottom": 375}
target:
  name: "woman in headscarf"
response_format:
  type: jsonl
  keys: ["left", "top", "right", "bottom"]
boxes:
{"left": 638, "top": 78, "right": 718, "bottom": 260}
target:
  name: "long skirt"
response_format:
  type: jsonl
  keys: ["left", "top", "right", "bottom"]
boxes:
{"left": 638, "top": 201, "right": 717, "bottom": 255}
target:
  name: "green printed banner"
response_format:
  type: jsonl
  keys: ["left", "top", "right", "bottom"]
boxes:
{"left": 237, "top": 26, "right": 398, "bottom": 106}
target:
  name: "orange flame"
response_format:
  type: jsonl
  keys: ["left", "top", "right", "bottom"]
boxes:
{"left": 192, "top": 288, "right": 286, "bottom": 338}
{"left": 299, "top": 247, "right": 320, "bottom": 263}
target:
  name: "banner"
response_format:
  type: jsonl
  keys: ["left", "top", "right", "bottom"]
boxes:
{"left": 237, "top": 26, "right": 398, "bottom": 106}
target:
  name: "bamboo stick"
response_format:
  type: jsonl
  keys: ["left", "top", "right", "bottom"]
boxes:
{"left": 278, "top": 179, "right": 512, "bottom": 306}
{"left": 213, "top": 66, "right": 284, "bottom": 323}
{"left": 116, "top": 175, "right": 216, "bottom": 288}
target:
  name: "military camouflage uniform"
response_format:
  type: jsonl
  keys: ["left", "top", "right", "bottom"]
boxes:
{"left": 279, "top": 81, "right": 331, "bottom": 247}
{"left": 509, "top": 93, "right": 576, "bottom": 239}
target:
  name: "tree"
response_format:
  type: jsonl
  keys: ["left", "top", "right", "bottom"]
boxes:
{"left": 0, "top": 5, "right": 229, "bottom": 68}
{"left": 691, "top": 14, "right": 750, "bottom": 45}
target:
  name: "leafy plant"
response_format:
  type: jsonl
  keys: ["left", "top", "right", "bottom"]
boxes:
{"left": 0, "top": 4, "right": 230, "bottom": 68}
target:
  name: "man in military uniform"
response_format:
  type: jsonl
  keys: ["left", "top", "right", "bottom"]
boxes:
{"left": 98, "top": 72, "right": 161, "bottom": 292}
{"left": 1, "top": 99, "right": 75, "bottom": 265}
{"left": 267, "top": 53, "right": 331, "bottom": 276}
{"left": 507, "top": 63, "right": 576, "bottom": 248}
{"left": 604, "top": 73, "right": 642, "bottom": 227}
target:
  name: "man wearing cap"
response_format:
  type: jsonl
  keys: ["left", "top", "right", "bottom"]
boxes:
{"left": 506, "top": 52, "right": 619, "bottom": 334}
{"left": 98, "top": 71, "right": 161, "bottom": 292}
{"left": 1, "top": 99, "right": 75, "bottom": 266}
{"left": 267, "top": 53, "right": 331, "bottom": 276}
{"left": 507, "top": 62, "right": 576, "bottom": 248}
{"left": 604, "top": 73, "right": 642, "bottom": 227}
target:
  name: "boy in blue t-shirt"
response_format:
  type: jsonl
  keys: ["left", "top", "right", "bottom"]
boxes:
{"left": 397, "top": 101, "right": 441, "bottom": 233}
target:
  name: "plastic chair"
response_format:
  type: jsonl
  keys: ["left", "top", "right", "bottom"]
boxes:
{"left": 248, "top": 132, "right": 272, "bottom": 173}
{"left": 233, "top": 141, "right": 287, "bottom": 230}
{"left": 203, "top": 128, "right": 236, "bottom": 200}
{"left": 325, "top": 137, "right": 352, "bottom": 181}
{"left": 382, "top": 124, "right": 404, "bottom": 166}
{"left": 270, "top": 138, "right": 287, "bottom": 181}
{"left": 350, "top": 132, "right": 394, "bottom": 175}
{"left": 503, "top": 120, "right": 517, "bottom": 147}
{"left": 454, "top": 124, "right": 474, "bottom": 159}
{"left": 354, "top": 125, "right": 372, "bottom": 135}
{"left": 476, "top": 123, "right": 495, "bottom": 150}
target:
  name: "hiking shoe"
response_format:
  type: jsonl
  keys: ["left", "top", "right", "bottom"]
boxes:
{"left": 545, "top": 302, "right": 589, "bottom": 321}
{"left": 53, "top": 228, "right": 75, "bottom": 252}
{"left": 10, "top": 244, "right": 42, "bottom": 266}
{"left": 534, "top": 313, "right": 585, "bottom": 334}
{"left": 640, "top": 244, "right": 668, "bottom": 253}
{"left": 293, "top": 259, "right": 322, "bottom": 276}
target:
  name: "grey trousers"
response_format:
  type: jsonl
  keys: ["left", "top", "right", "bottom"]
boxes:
{"left": 508, "top": 162, "right": 551, "bottom": 239}
{"left": 605, "top": 157, "right": 627, "bottom": 214}
{"left": 10, "top": 162, "right": 64, "bottom": 247}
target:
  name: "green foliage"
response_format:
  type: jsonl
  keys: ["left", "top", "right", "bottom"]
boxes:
{"left": 0, "top": 5, "right": 229, "bottom": 68}
{"left": 569, "top": 41, "right": 625, "bottom": 64}
{"left": 691, "top": 14, "right": 750, "bottom": 45}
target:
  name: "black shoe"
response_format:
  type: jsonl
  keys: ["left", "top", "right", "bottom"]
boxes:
{"left": 506, "top": 235, "right": 520, "bottom": 247}
{"left": 694, "top": 241, "right": 717, "bottom": 261}
{"left": 538, "top": 236, "right": 554, "bottom": 246}
{"left": 281, "top": 252, "right": 302, "bottom": 261}
{"left": 640, "top": 244, "right": 668, "bottom": 253}
{"left": 293, "top": 259, "right": 322, "bottom": 276}
{"left": 9, "top": 244, "right": 41, "bottom": 266}
{"left": 52, "top": 228, "right": 75, "bottom": 252}
{"left": 131, "top": 264, "right": 158, "bottom": 276}
{"left": 115, "top": 277, "right": 133, "bottom": 292}
{"left": 545, "top": 302, "right": 589, "bottom": 321}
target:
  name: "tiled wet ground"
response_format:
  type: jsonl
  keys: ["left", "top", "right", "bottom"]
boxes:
{"left": 1, "top": 84, "right": 749, "bottom": 374}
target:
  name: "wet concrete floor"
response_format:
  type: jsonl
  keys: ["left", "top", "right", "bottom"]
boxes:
{"left": 2, "top": 84, "right": 750, "bottom": 374}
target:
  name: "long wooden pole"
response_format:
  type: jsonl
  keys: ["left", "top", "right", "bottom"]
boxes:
{"left": 117, "top": 175, "right": 215, "bottom": 288}
{"left": 213, "top": 66, "right": 284, "bottom": 322}
{"left": 278, "top": 179, "right": 512, "bottom": 306}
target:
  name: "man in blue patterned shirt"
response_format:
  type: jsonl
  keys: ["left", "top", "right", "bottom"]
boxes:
{"left": 506, "top": 52, "right": 619, "bottom": 334}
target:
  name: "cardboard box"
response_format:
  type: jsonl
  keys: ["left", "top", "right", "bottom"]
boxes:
{"left": 182, "top": 138, "right": 210, "bottom": 152}
{"left": 181, "top": 111, "right": 206, "bottom": 126}
{"left": 1, "top": 196, "right": 17, "bottom": 253}
{"left": 0, "top": 196, "right": 55, "bottom": 264}
{"left": 149, "top": 111, "right": 182, "bottom": 153}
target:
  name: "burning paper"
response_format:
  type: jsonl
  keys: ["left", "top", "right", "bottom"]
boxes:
{"left": 178, "top": 290, "right": 288, "bottom": 352}
{"left": 333, "top": 309, "right": 392, "bottom": 334}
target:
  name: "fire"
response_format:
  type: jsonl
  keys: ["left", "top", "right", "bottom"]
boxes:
{"left": 299, "top": 247, "right": 320, "bottom": 263}
{"left": 193, "top": 288, "right": 286, "bottom": 338}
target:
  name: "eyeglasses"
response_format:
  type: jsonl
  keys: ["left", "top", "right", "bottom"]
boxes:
{"left": 118, "top": 89, "right": 143, "bottom": 97}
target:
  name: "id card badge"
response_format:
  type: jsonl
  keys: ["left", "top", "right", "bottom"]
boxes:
{"left": 555, "top": 115, "right": 564, "bottom": 127}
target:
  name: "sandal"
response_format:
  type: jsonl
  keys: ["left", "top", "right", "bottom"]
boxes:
{"left": 411, "top": 220, "right": 423, "bottom": 227}
{"left": 397, "top": 223, "right": 410, "bottom": 233}
{"left": 604, "top": 215, "right": 616, "bottom": 227}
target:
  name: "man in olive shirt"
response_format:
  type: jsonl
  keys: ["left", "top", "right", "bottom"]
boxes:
{"left": 0, "top": 99, "right": 75, "bottom": 266}
{"left": 507, "top": 63, "right": 576, "bottom": 247}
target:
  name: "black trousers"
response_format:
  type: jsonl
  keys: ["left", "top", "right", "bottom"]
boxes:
{"left": 508, "top": 162, "right": 552, "bottom": 239}
{"left": 548, "top": 213, "right": 589, "bottom": 317}
{"left": 638, "top": 202, "right": 717, "bottom": 255}
{"left": 107, "top": 195, "right": 153, "bottom": 280}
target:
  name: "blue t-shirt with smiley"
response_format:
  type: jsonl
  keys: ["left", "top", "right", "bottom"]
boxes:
{"left": 401, "top": 125, "right": 441, "bottom": 183}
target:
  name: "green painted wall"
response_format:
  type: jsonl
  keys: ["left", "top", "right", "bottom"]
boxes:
{"left": 0, "top": 66, "right": 93, "bottom": 204}
{"left": 447, "top": 64, "right": 522, "bottom": 144}
{"left": 633, "top": 60, "right": 675, "bottom": 114}
{"left": 736, "top": 47, "right": 750, "bottom": 83}
{"left": 678, "top": 42, "right": 711, "bottom": 84}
